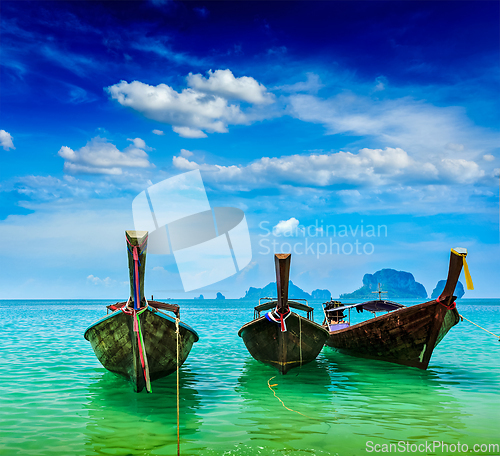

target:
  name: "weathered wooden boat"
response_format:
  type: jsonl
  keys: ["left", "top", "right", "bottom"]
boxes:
{"left": 323, "top": 247, "right": 473, "bottom": 369}
{"left": 84, "top": 231, "right": 199, "bottom": 392}
{"left": 238, "top": 254, "right": 329, "bottom": 374}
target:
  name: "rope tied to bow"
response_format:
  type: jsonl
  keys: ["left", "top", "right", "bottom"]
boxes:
{"left": 437, "top": 295, "right": 457, "bottom": 310}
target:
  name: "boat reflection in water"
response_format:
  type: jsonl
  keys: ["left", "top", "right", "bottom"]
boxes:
{"left": 83, "top": 367, "right": 201, "bottom": 455}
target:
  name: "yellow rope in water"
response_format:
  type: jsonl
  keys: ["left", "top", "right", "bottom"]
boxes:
{"left": 176, "top": 318, "right": 180, "bottom": 456}
{"left": 459, "top": 314, "right": 500, "bottom": 340}
{"left": 267, "top": 376, "right": 311, "bottom": 418}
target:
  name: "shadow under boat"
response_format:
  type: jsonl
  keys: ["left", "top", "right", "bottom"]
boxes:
{"left": 84, "top": 230, "right": 199, "bottom": 393}
{"left": 238, "top": 253, "right": 329, "bottom": 374}
{"left": 323, "top": 247, "right": 472, "bottom": 370}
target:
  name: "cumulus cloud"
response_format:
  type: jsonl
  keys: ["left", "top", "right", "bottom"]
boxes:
{"left": 58, "top": 136, "right": 153, "bottom": 175}
{"left": 127, "top": 137, "right": 151, "bottom": 150}
{"left": 187, "top": 69, "right": 274, "bottom": 104}
{"left": 106, "top": 70, "right": 274, "bottom": 138}
{"left": 172, "top": 126, "right": 207, "bottom": 138}
{"left": 172, "top": 147, "right": 487, "bottom": 189}
{"left": 439, "top": 158, "right": 485, "bottom": 184}
{"left": 152, "top": 129, "right": 164, "bottom": 135}
{"left": 483, "top": 154, "right": 495, "bottom": 161}
{"left": 0, "top": 130, "right": 15, "bottom": 150}
{"left": 180, "top": 149, "right": 194, "bottom": 158}
{"left": 87, "top": 274, "right": 113, "bottom": 286}
{"left": 273, "top": 218, "right": 300, "bottom": 235}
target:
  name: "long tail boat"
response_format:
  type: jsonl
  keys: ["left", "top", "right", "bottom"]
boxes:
{"left": 238, "top": 253, "right": 329, "bottom": 374}
{"left": 84, "top": 231, "right": 199, "bottom": 392}
{"left": 323, "top": 248, "right": 473, "bottom": 369}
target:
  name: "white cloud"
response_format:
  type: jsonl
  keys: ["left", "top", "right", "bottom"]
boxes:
{"left": 172, "top": 126, "right": 207, "bottom": 138}
{"left": 106, "top": 70, "right": 275, "bottom": 138}
{"left": 273, "top": 217, "right": 299, "bottom": 235}
{"left": 173, "top": 147, "right": 454, "bottom": 187}
{"left": 87, "top": 274, "right": 113, "bottom": 286}
{"left": 152, "top": 129, "right": 164, "bottom": 135}
{"left": 373, "top": 76, "right": 387, "bottom": 92}
{"left": 483, "top": 154, "right": 495, "bottom": 161}
{"left": 172, "top": 147, "right": 470, "bottom": 188}
{"left": 180, "top": 149, "right": 194, "bottom": 158}
{"left": 0, "top": 130, "right": 15, "bottom": 150}
{"left": 274, "top": 73, "right": 323, "bottom": 94}
{"left": 439, "top": 158, "right": 485, "bottom": 184}
{"left": 127, "top": 137, "right": 151, "bottom": 150}
{"left": 58, "top": 136, "right": 153, "bottom": 175}
{"left": 287, "top": 93, "right": 498, "bottom": 160}
{"left": 187, "top": 69, "right": 274, "bottom": 104}
{"left": 107, "top": 80, "right": 247, "bottom": 136}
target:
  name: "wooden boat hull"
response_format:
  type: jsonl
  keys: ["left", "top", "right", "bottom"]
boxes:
{"left": 84, "top": 306, "right": 198, "bottom": 392}
{"left": 325, "top": 299, "right": 460, "bottom": 369}
{"left": 238, "top": 312, "right": 329, "bottom": 374}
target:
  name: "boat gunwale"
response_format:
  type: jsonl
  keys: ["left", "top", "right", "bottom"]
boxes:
{"left": 237, "top": 311, "right": 329, "bottom": 338}
{"left": 83, "top": 305, "right": 199, "bottom": 341}
{"left": 325, "top": 298, "right": 456, "bottom": 336}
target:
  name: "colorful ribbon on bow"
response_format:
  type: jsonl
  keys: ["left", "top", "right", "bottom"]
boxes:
{"left": 121, "top": 306, "right": 151, "bottom": 393}
{"left": 451, "top": 248, "right": 474, "bottom": 290}
{"left": 126, "top": 235, "right": 148, "bottom": 310}
{"left": 266, "top": 307, "right": 291, "bottom": 332}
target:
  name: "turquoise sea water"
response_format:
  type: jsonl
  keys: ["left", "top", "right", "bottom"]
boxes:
{"left": 1, "top": 299, "right": 499, "bottom": 456}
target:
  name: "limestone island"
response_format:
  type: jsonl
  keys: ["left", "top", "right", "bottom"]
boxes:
{"left": 242, "top": 281, "right": 331, "bottom": 301}
{"left": 431, "top": 280, "right": 465, "bottom": 299}
{"left": 340, "top": 269, "right": 427, "bottom": 299}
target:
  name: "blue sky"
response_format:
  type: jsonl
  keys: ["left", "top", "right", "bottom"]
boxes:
{"left": 1, "top": 0, "right": 499, "bottom": 299}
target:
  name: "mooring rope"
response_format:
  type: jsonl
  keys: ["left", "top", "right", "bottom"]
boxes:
{"left": 266, "top": 375, "right": 335, "bottom": 429}
{"left": 267, "top": 376, "right": 311, "bottom": 418}
{"left": 459, "top": 314, "right": 500, "bottom": 341}
{"left": 176, "top": 318, "right": 181, "bottom": 456}
{"left": 299, "top": 315, "right": 303, "bottom": 368}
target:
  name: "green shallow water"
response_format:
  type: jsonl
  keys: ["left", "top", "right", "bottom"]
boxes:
{"left": 1, "top": 299, "right": 499, "bottom": 456}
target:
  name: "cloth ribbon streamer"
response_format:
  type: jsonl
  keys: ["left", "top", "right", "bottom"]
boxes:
{"left": 266, "top": 307, "right": 291, "bottom": 332}
{"left": 126, "top": 236, "right": 148, "bottom": 310}
{"left": 121, "top": 306, "right": 151, "bottom": 393}
{"left": 451, "top": 248, "right": 474, "bottom": 290}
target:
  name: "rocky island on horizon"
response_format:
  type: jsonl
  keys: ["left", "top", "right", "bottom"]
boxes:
{"left": 241, "top": 281, "right": 331, "bottom": 301}
{"left": 340, "top": 269, "right": 428, "bottom": 299}
{"left": 431, "top": 280, "right": 465, "bottom": 299}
